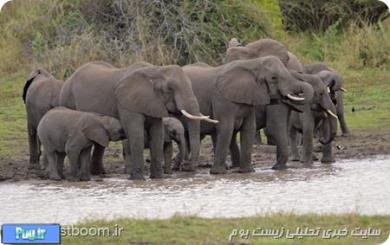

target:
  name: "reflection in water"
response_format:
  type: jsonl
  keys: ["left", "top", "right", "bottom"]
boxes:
{"left": 0, "top": 156, "right": 389, "bottom": 224}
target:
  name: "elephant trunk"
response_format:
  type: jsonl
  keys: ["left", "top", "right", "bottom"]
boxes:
{"left": 176, "top": 96, "right": 201, "bottom": 168}
{"left": 319, "top": 95, "right": 338, "bottom": 145}
{"left": 177, "top": 131, "right": 188, "bottom": 164}
{"left": 282, "top": 81, "right": 314, "bottom": 104}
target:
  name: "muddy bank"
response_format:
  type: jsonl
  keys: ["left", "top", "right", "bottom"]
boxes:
{"left": 0, "top": 131, "right": 389, "bottom": 182}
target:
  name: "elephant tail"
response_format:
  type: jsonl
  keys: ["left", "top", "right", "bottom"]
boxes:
{"left": 22, "top": 76, "right": 35, "bottom": 104}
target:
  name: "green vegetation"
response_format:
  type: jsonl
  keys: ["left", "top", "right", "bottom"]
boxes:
{"left": 0, "top": 0, "right": 389, "bottom": 158}
{"left": 61, "top": 214, "right": 390, "bottom": 244}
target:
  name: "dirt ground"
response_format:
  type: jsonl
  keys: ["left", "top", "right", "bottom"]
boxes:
{"left": 0, "top": 130, "right": 389, "bottom": 182}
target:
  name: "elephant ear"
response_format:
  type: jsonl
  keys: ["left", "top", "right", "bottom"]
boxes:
{"left": 216, "top": 65, "right": 270, "bottom": 106}
{"left": 79, "top": 114, "right": 109, "bottom": 148}
{"left": 225, "top": 47, "right": 255, "bottom": 63}
{"left": 115, "top": 68, "right": 168, "bottom": 118}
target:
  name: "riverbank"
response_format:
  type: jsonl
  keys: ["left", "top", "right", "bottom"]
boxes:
{"left": 61, "top": 214, "right": 390, "bottom": 244}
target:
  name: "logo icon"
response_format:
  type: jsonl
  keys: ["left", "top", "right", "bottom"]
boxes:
{"left": 379, "top": 0, "right": 390, "bottom": 11}
{"left": 0, "top": 0, "right": 11, "bottom": 12}
{"left": 379, "top": 234, "right": 390, "bottom": 245}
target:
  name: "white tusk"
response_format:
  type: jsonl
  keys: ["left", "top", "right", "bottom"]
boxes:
{"left": 200, "top": 113, "right": 219, "bottom": 124}
{"left": 327, "top": 87, "right": 331, "bottom": 93}
{"left": 340, "top": 87, "right": 347, "bottom": 92}
{"left": 203, "top": 118, "right": 219, "bottom": 124}
{"left": 327, "top": 109, "right": 338, "bottom": 119}
{"left": 287, "top": 94, "right": 305, "bottom": 101}
{"left": 181, "top": 110, "right": 209, "bottom": 120}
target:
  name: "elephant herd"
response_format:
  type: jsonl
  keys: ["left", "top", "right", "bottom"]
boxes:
{"left": 23, "top": 38, "right": 349, "bottom": 181}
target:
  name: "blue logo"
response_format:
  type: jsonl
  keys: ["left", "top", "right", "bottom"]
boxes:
{"left": 1, "top": 224, "right": 60, "bottom": 244}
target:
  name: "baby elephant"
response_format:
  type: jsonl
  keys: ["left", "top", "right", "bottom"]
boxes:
{"left": 38, "top": 107, "right": 126, "bottom": 181}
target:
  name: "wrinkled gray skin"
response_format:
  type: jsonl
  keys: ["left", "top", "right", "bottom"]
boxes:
{"left": 304, "top": 63, "right": 350, "bottom": 136}
{"left": 288, "top": 72, "right": 338, "bottom": 165}
{"left": 123, "top": 117, "right": 187, "bottom": 174}
{"left": 225, "top": 38, "right": 290, "bottom": 66}
{"left": 37, "top": 107, "right": 125, "bottom": 181}
{"left": 60, "top": 62, "right": 203, "bottom": 180}
{"left": 225, "top": 39, "right": 317, "bottom": 170}
{"left": 184, "top": 56, "right": 314, "bottom": 173}
{"left": 22, "top": 68, "right": 63, "bottom": 168}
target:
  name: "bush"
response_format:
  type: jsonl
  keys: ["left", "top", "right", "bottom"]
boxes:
{"left": 279, "top": 0, "right": 389, "bottom": 32}
{"left": 0, "top": 0, "right": 272, "bottom": 78}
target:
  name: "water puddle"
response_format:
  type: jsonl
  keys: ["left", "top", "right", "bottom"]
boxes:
{"left": 0, "top": 156, "right": 389, "bottom": 224}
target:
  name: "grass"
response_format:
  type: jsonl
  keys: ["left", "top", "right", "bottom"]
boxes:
{"left": 0, "top": 66, "right": 389, "bottom": 159}
{"left": 60, "top": 214, "right": 390, "bottom": 244}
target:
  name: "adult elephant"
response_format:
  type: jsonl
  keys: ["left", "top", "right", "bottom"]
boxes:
{"left": 60, "top": 61, "right": 211, "bottom": 180}
{"left": 183, "top": 56, "right": 314, "bottom": 173}
{"left": 225, "top": 38, "right": 290, "bottom": 66}
{"left": 289, "top": 72, "right": 338, "bottom": 164}
{"left": 22, "top": 68, "right": 63, "bottom": 168}
{"left": 304, "top": 63, "right": 350, "bottom": 136}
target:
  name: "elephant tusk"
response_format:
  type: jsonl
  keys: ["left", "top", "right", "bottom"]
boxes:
{"left": 326, "top": 109, "right": 338, "bottom": 119}
{"left": 200, "top": 113, "right": 219, "bottom": 124}
{"left": 340, "top": 87, "right": 347, "bottom": 92}
{"left": 327, "top": 87, "right": 331, "bottom": 93}
{"left": 181, "top": 110, "right": 209, "bottom": 120}
{"left": 287, "top": 94, "right": 305, "bottom": 101}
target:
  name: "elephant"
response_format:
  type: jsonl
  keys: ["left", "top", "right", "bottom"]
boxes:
{"left": 288, "top": 72, "right": 339, "bottom": 165}
{"left": 123, "top": 117, "right": 187, "bottom": 174}
{"left": 225, "top": 38, "right": 290, "bottom": 66}
{"left": 304, "top": 63, "right": 350, "bottom": 136}
{"left": 60, "top": 61, "right": 213, "bottom": 180}
{"left": 286, "top": 51, "right": 304, "bottom": 73}
{"left": 22, "top": 68, "right": 63, "bottom": 168}
{"left": 37, "top": 107, "right": 126, "bottom": 181}
{"left": 183, "top": 56, "right": 314, "bottom": 173}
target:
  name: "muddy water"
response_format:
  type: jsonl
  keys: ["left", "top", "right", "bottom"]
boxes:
{"left": 0, "top": 156, "right": 389, "bottom": 225}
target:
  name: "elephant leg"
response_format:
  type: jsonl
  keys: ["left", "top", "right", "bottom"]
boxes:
{"left": 321, "top": 120, "right": 335, "bottom": 163}
{"left": 66, "top": 148, "right": 81, "bottom": 181}
{"left": 266, "top": 104, "right": 289, "bottom": 170}
{"left": 56, "top": 152, "right": 66, "bottom": 179}
{"left": 27, "top": 122, "right": 40, "bottom": 168}
{"left": 289, "top": 124, "right": 300, "bottom": 162}
{"left": 124, "top": 114, "right": 145, "bottom": 180}
{"left": 148, "top": 118, "right": 164, "bottom": 179}
{"left": 163, "top": 142, "right": 173, "bottom": 174}
{"left": 211, "top": 119, "right": 234, "bottom": 174}
{"left": 229, "top": 132, "right": 240, "bottom": 168}
{"left": 337, "top": 92, "right": 350, "bottom": 136}
{"left": 254, "top": 130, "right": 262, "bottom": 145}
{"left": 300, "top": 112, "right": 315, "bottom": 166}
{"left": 46, "top": 150, "right": 61, "bottom": 181}
{"left": 122, "top": 140, "right": 130, "bottom": 174}
{"left": 80, "top": 147, "right": 92, "bottom": 181}
{"left": 90, "top": 144, "right": 106, "bottom": 175}
{"left": 238, "top": 110, "right": 255, "bottom": 173}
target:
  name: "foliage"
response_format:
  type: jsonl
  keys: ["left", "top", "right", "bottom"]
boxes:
{"left": 0, "top": 0, "right": 271, "bottom": 79}
{"left": 279, "top": 0, "right": 389, "bottom": 32}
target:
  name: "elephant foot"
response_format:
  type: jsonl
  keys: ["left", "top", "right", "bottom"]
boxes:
{"left": 181, "top": 162, "right": 196, "bottom": 172}
{"left": 164, "top": 168, "right": 173, "bottom": 175}
{"left": 80, "top": 176, "right": 91, "bottom": 181}
{"left": 129, "top": 173, "right": 145, "bottom": 180}
{"left": 238, "top": 166, "right": 255, "bottom": 173}
{"left": 290, "top": 156, "right": 300, "bottom": 162}
{"left": 28, "top": 162, "right": 41, "bottom": 170}
{"left": 341, "top": 132, "right": 351, "bottom": 137}
{"left": 321, "top": 157, "right": 335, "bottom": 164}
{"left": 301, "top": 162, "right": 314, "bottom": 168}
{"left": 90, "top": 164, "right": 106, "bottom": 175}
{"left": 272, "top": 163, "right": 287, "bottom": 170}
{"left": 67, "top": 176, "right": 80, "bottom": 182}
{"left": 210, "top": 165, "right": 228, "bottom": 174}
{"left": 49, "top": 174, "right": 62, "bottom": 181}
